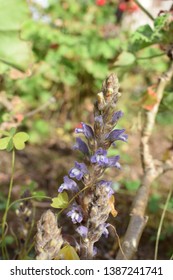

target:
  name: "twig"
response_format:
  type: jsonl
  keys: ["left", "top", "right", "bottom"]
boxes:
{"left": 154, "top": 186, "right": 172, "bottom": 260}
{"left": 24, "top": 97, "right": 56, "bottom": 118}
{"left": 134, "top": 0, "right": 154, "bottom": 21}
{"left": 116, "top": 60, "right": 173, "bottom": 260}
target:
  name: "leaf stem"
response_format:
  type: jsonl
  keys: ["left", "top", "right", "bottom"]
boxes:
{"left": 1, "top": 149, "right": 15, "bottom": 259}
{"left": 134, "top": 0, "right": 154, "bottom": 21}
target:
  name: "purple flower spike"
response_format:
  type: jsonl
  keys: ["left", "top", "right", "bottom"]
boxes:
{"left": 58, "top": 176, "right": 79, "bottom": 193}
{"left": 106, "top": 129, "right": 128, "bottom": 143}
{"left": 73, "top": 137, "right": 89, "bottom": 155}
{"left": 76, "top": 225, "right": 88, "bottom": 238}
{"left": 67, "top": 204, "right": 83, "bottom": 224}
{"left": 112, "top": 111, "right": 123, "bottom": 124}
{"left": 107, "top": 155, "right": 121, "bottom": 169}
{"left": 91, "top": 148, "right": 109, "bottom": 166}
{"left": 69, "top": 161, "right": 88, "bottom": 181}
{"left": 75, "top": 122, "right": 94, "bottom": 140}
{"left": 97, "top": 180, "right": 114, "bottom": 198}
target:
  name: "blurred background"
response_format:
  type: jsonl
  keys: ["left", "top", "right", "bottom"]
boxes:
{"left": 0, "top": 0, "right": 173, "bottom": 259}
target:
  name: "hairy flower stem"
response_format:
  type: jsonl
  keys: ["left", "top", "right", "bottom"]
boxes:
{"left": 78, "top": 74, "right": 124, "bottom": 259}
{"left": 80, "top": 241, "right": 94, "bottom": 260}
{"left": 1, "top": 149, "right": 15, "bottom": 259}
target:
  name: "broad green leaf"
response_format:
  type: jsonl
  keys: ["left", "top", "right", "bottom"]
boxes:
{"left": 51, "top": 192, "right": 69, "bottom": 209}
{"left": 13, "top": 132, "right": 29, "bottom": 150}
{"left": 58, "top": 245, "right": 80, "bottom": 260}
{"left": 0, "top": 0, "right": 29, "bottom": 31}
{"left": 0, "top": 32, "right": 32, "bottom": 71}
{"left": 114, "top": 51, "right": 136, "bottom": 66}
{"left": 0, "top": 0, "right": 33, "bottom": 71}
{"left": 0, "top": 136, "right": 10, "bottom": 150}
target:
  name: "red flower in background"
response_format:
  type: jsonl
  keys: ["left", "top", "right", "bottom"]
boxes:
{"left": 96, "top": 0, "right": 106, "bottom": 6}
{"left": 118, "top": 0, "right": 139, "bottom": 13}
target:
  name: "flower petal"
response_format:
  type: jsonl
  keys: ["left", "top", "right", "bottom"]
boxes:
{"left": 73, "top": 137, "right": 89, "bottom": 155}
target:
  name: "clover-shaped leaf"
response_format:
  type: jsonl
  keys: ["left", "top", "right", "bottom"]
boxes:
{"left": 13, "top": 132, "right": 29, "bottom": 150}
{"left": 0, "top": 129, "right": 29, "bottom": 151}
{"left": 51, "top": 192, "right": 69, "bottom": 209}
{"left": 0, "top": 136, "right": 11, "bottom": 150}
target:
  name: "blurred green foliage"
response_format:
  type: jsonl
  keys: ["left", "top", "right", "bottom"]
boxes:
{"left": 0, "top": 0, "right": 172, "bottom": 142}
{"left": 0, "top": 0, "right": 32, "bottom": 70}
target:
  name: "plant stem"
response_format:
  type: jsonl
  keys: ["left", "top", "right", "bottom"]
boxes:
{"left": 1, "top": 149, "right": 15, "bottom": 259}
{"left": 154, "top": 187, "right": 172, "bottom": 260}
{"left": 137, "top": 53, "right": 165, "bottom": 60}
{"left": 57, "top": 185, "right": 90, "bottom": 217}
{"left": 8, "top": 195, "right": 52, "bottom": 211}
{"left": 134, "top": 0, "right": 154, "bottom": 21}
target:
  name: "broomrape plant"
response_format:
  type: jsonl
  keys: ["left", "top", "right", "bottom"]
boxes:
{"left": 35, "top": 74, "right": 127, "bottom": 260}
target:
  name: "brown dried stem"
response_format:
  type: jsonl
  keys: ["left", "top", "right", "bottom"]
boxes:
{"left": 116, "top": 60, "right": 173, "bottom": 260}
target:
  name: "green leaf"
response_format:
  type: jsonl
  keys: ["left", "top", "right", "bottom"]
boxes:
{"left": 154, "top": 14, "right": 168, "bottom": 31}
{"left": 114, "top": 51, "right": 136, "bottom": 66}
{"left": 9, "top": 127, "right": 16, "bottom": 136}
{"left": 13, "top": 132, "right": 29, "bottom": 150}
{"left": 149, "top": 195, "right": 160, "bottom": 213}
{"left": 0, "top": 136, "right": 11, "bottom": 150}
{"left": 51, "top": 192, "right": 69, "bottom": 209}
{"left": 0, "top": 0, "right": 33, "bottom": 71}
{"left": 124, "top": 180, "right": 140, "bottom": 191}
{"left": 7, "top": 138, "right": 14, "bottom": 152}
{"left": 0, "top": 32, "right": 32, "bottom": 71}
{"left": 0, "top": 130, "right": 10, "bottom": 136}
{"left": 58, "top": 245, "right": 80, "bottom": 260}
{"left": 0, "top": 0, "right": 29, "bottom": 31}
{"left": 130, "top": 25, "right": 153, "bottom": 52}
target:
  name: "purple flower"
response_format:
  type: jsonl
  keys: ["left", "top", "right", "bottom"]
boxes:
{"left": 94, "top": 115, "right": 103, "bottom": 127}
{"left": 106, "top": 129, "right": 128, "bottom": 144}
{"left": 69, "top": 161, "right": 88, "bottom": 181}
{"left": 107, "top": 155, "right": 121, "bottom": 169}
{"left": 76, "top": 225, "right": 88, "bottom": 238}
{"left": 73, "top": 137, "right": 89, "bottom": 155}
{"left": 58, "top": 176, "right": 79, "bottom": 193}
{"left": 99, "top": 223, "right": 109, "bottom": 238}
{"left": 75, "top": 122, "right": 94, "bottom": 140}
{"left": 97, "top": 180, "right": 114, "bottom": 198}
{"left": 93, "top": 246, "right": 98, "bottom": 256}
{"left": 112, "top": 111, "right": 123, "bottom": 124}
{"left": 90, "top": 148, "right": 109, "bottom": 166}
{"left": 67, "top": 204, "right": 83, "bottom": 224}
